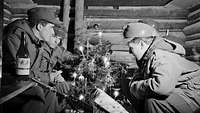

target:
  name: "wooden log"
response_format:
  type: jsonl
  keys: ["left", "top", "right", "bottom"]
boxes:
{"left": 84, "top": 7, "right": 188, "bottom": 19}
{"left": 85, "top": 18, "right": 187, "bottom": 31}
{"left": 183, "top": 21, "right": 200, "bottom": 35}
{"left": 74, "top": 0, "right": 85, "bottom": 49}
{"left": 110, "top": 51, "right": 138, "bottom": 68}
{"left": 111, "top": 45, "right": 129, "bottom": 51}
{"left": 87, "top": 31, "right": 185, "bottom": 45}
{"left": 188, "top": 8, "right": 200, "bottom": 22}
{"left": 85, "top": 0, "right": 174, "bottom": 6}
{"left": 188, "top": 3, "right": 200, "bottom": 12}
{"left": 3, "top": 17, "right": 11, "bottom": 26}
{"left": 10, "top": 3, "right": 37, "bottom": 14}
{"left": 85, "top": 0, "right": 115, "bottom": 6}
{"left": 188, "top": 16, "right": 200, "bottom": 25}
{"left": 3, "top": 9, "right": 12, "bottom": 21}
{"left": 185, "top": 45, "right": 200, "bottom": 56}
{"left": 185, "top": 39, "right": 200, "bottom": 48}
{"left": 63, "top": 0, "right": 71, "bottom": 33}
{"left": 185, "top": 55, "right": 200, "bottom": 62}
{"left": 12, "top": 14, "right": 27, "bottom": 19}
{"left": 62, "top": 0, "right": 71, "bottom": 49}
{"left": 185, "top": 33, "right": 200, "bottom": 41}
{"left": 11, "top": 5, "right": 60, "bottom": 14}
{"left": 5, "top": 0, "right": 34, "bottom": 4}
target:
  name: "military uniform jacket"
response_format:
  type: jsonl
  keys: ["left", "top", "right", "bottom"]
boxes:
{"left": 130, "top": 37, "right": 200, "bottom": 111}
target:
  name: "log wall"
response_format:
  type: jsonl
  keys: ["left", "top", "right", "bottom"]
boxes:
{"left": 183, "top": 3, "right": 200, "bottom": 65}
{"left": 84, "top": 5, "right": 188, "bottom": 68}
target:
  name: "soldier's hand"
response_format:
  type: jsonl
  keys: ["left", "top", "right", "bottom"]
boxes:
{"left": 50, "top": 70, "right": 65, "bottom": 83}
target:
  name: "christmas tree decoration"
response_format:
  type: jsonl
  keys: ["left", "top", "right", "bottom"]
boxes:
{"left": 62, "top": 31, "right": 130, "bottom": 112}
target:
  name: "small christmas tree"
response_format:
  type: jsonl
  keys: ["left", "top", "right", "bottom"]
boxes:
{"left": 65, "top": 31, "right": 128, "bottom": 112}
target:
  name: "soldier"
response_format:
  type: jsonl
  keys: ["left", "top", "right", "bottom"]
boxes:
{"left": 2, "top": 7, "right": 71, "bottom": 113}
{"left": 123, "top": 22, "right": 200, "bottom": 113}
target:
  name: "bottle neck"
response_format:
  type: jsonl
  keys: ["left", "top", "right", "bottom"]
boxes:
{"left": 20, "top": 32, "right": 26, "bottom": 47}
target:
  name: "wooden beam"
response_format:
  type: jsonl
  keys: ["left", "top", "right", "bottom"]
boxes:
{"left": 63, "top": 0, "right": 70, "bottom": 32}
{"left": 74, "top": 0, "right": 84, "bottom": 49}
{"left": 86, "top": 18, "right": 187, "bottom": 31}
{"left": 62, "top": 0, "right": 71, "bottom": 49}
{"left": 84, "top": 7, "right": 188, "bottom": 19}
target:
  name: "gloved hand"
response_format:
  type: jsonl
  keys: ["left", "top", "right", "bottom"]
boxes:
{"left": 50, "top": 70, "right": 65, "bottom": 83}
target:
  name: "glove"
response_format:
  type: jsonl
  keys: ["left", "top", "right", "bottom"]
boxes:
{"left": 50, "top": 70, "right": 65, "bottom": 83}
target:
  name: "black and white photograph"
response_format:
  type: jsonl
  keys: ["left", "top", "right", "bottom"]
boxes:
{"left": 0, "top": 0, "right": 200, "bottom": 113}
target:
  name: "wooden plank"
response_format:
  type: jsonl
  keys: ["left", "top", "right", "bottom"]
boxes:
{"left": 183, "top": 21, "right": 200, "bottom": 35}
{"left": 84, "top": 7, "right": 188, "bottom": 19}
{"left": 85, "top": 18, "right": 187, "bottom": 30}
{"left": 185, "top": 33, "right": 200, "bottom": 41}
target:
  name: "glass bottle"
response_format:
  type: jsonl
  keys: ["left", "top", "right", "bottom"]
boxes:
{"left": 16, "top": 32, "right": 30, "bottom": 76}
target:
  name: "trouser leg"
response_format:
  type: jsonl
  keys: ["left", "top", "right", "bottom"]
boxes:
{"left": 44, "top": 90, "right": 62, "bottom": 113}
{"left": 145, "top": 98, "right": 178, "bottom": 113}
{"left": 145, "top": 93, "right": 193, "bottom": 113}
{"left": 22, "top": 99, "right": 44, "bottom": 113}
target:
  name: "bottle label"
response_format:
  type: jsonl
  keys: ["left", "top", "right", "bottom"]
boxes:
{"left": 16, "top": 58, "right": 30, "bottom": 75}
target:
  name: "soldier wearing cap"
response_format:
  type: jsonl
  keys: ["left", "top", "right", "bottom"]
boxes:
{"left": 2, "top": 7, "right": 70, "bottom": 113}
{"left": 122, "top": 22, "right": 200, "bottom": 113}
